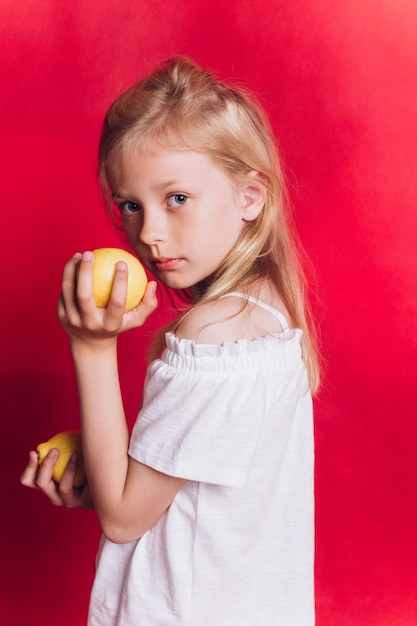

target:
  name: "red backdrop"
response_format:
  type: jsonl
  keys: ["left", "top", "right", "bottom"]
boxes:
{"left": 1, "top": 1, "right": 416, "bottom": 624}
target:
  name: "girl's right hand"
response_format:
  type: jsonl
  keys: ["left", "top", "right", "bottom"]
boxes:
{"left": 20, "top": 450, "right": 94, "bottom": 509}
{"left": 57, "top": 252, "right": 158, "bottom": 349}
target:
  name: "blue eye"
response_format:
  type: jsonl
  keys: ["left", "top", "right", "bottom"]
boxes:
{"left": 167, "top": 194, "right": 188, "bottom": 207}
{"left": 119, "top": 201, "right": 140, "bottom": 214}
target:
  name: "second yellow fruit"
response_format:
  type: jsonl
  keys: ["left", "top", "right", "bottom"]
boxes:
{"left": 91, "top": 248, "right": 147, "bottom": 311}
{"left": 37, "top": 430, "right": 86, "bottom": 487}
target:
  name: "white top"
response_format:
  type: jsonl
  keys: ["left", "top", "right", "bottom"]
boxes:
{"left": 88, "top": 296, "right": 315, "bottom": 626}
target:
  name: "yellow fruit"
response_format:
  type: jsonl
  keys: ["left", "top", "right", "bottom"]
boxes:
{"left": 37, "top": 430, "right": 86, "bottom": 487}
{"left": 91, "top": 248, "right": 147, "bottom": 312}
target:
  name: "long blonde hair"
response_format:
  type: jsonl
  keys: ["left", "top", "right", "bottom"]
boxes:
{"left": 98, "top": 56, "right": 321, "bottom": 393}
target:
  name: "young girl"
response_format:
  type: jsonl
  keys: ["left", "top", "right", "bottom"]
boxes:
{"left": 21, "top": 56, "right": 320, "bottom": 625}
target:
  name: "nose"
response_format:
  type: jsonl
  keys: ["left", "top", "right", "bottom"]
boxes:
{"left": 139, "top": 207, "right": 166, "bottom": 246}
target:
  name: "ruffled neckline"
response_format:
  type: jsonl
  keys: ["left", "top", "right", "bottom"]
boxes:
{"left": 164, "top": 329, "right": 301, "bottom": 359}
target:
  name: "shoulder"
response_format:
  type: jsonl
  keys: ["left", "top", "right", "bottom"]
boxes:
{"left": 175, "top": 298, "right": 245, "bottom": 345}
{"left": 175, "top": 292, "right": 288, "bottom": 345}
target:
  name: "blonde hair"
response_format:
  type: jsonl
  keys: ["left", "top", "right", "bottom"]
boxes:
{"left": 98, "top": 56, "right": 321, "bottom": 393}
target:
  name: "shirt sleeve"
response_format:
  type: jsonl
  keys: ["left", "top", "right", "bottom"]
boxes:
{"left": 128, "top": 355, "right": 268, "bottom": 488}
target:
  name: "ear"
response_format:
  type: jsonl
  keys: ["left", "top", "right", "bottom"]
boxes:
{"left": 239, "top": 170, "right": 267, "bottom": 222}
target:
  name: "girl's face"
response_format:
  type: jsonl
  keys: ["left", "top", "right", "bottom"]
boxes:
{"left": 112, "top": 149, "right": 247, "bottom": 295}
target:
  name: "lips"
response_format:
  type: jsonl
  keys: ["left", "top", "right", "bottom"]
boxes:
{"left": 152, "top": 257, "right": 181, "bottom": 271}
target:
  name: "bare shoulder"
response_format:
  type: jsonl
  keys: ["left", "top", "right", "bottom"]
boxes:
{"left": 175, "top": 298, "right": 245, "bottom": 344}
{"left": 175, "top": 290, "right": 289, "bottom": 345}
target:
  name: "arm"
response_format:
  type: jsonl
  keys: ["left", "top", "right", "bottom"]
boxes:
{"left": 57, "top": 252, "right": 185, "bottom": 542}
{"left": 70, "top": 335, "right": 185, "bottom": 543}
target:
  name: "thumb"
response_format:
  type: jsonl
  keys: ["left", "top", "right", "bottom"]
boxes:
{"left": 141, "top": 281, "right": 158, "bottom": 312}
{"left": 125, "top": 281, "right": 158, "bottom": 328}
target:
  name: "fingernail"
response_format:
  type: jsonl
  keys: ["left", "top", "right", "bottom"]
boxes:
{"left": 116, "top": 261, "right": 128, "bottom": 271}
{"left": 72, "top": 252, "right": 82, "bottom": 259}
{"left": 47, "top": 448, "right": 59, "bottom": 459}
{"left": 82, "top": 251, "right": 93, "bottom": 261}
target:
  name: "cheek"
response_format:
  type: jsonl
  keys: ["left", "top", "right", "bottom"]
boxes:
{"left": 122, "top": 215, "right": 143, "bottom": 242}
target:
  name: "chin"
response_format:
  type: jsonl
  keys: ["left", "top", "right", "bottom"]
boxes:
{"left": 158, "top": 275, "right": 193, "bottom": 291}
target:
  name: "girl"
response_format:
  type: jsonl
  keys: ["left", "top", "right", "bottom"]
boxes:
{"left": 21, "top": 56, "right": 320, "bottom": 625}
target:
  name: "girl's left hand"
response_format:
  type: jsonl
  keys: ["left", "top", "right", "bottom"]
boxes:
{"left": 20, "top": 450, "right": 94, "bottom": 509}
{"left": 57, "top": 252, "right": 158, "bottom": 347}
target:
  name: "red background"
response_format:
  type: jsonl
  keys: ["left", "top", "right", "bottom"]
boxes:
{"left": 1, "top": 1, "right": 416, "bottom": 624}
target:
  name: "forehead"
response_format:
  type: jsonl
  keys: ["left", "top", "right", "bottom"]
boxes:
{"left": 110, "top": 145, "right": 233, "bottom": 191}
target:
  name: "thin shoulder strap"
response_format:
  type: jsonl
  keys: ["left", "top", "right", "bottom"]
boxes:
{"left": 221, "top": 292, "right": 290, "bottom": 332}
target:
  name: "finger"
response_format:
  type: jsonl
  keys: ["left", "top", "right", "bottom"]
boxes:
{"left": 59, "top": 253, "right": 83, "bottom": 321}
{"left": 58, "top": 452, "right": 84, "bottom": 507}
{"left": 125, "top": 281, "right": 158, "bottom": 327}
{"left": 104, "top": 273, "right": 157, "bottom": 334}
{"left": 57, "top": 292, "right": 66, "bottom": 322}
{"left": 57, "top": 452, "right": 94, "bottom": 510}
{"left": 74, "top": 251, "right": 97, "bottom": 316}
{"left": 142, "top": 280, "right": 158, "bottom": 309}
{"left": 35, "top": 449, "right": 66, "bottom": 506}
{"left": 62, "top": 480, "right": 94, "bottom": 510}
{"left": 21, "top": 449, "right": 65, "bottom": 506}
{"left": 20, "top": 451, "right": 41, "bottom": 489}
{"left": 102, "top": 261, "right": 129, "bottom": 328}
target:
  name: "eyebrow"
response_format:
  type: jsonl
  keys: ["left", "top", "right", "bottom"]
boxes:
{"left": 151, "top": 180, "right": 188, "bottom": 191}
{"left": 112, "top": 180, "right": 190, "bottom": 201}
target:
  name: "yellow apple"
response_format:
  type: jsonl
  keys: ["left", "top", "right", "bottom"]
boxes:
{"left": 37, "top": 430, "right": 86, "bottom": 487}
{"left": 90, "top": 248, "right": 147, "bottom": 312}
